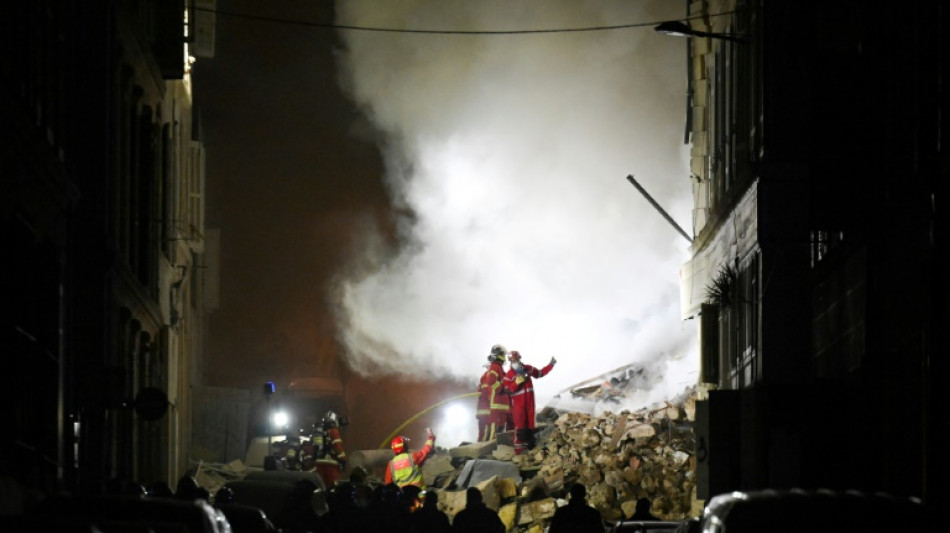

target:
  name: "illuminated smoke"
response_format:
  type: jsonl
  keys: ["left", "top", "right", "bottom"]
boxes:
{"left": 332, "top": 0, "right": 698, "bottom": 431}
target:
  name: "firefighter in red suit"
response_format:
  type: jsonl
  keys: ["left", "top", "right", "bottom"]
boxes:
{"left": 478, "top": 344, "right": 511, "bottom": 441}
{"left": 503, "top": 350, "right": 555, "bottom": 454}
{"left": 385, "top": 428, "right": 436, "bottom": 490}
{"left": 311, "top": 410, "right": 347, "bottom": 485}
{"left": 476, "top": 362, "right": 492, "bottom": 441}
{"left": 322, "top": 411, "right": 348, "bottom": 468}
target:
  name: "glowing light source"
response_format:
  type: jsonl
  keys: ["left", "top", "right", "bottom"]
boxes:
{"left": 444, "top": 403, "right": 471, "bottom": 426}
{"left": 272, "top": 410, "right": 289, "bottom": 429}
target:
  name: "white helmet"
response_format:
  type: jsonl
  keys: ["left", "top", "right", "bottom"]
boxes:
{"left": 489, "top": 344, "right": 508, "bottom": 362}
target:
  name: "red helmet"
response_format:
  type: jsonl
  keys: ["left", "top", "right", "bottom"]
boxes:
{"left": 391, "top": 436, "right": 407, "bottom": 454}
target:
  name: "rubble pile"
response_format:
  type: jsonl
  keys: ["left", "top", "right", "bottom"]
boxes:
{"left": 423, "top": 385, "right": 701, "bottom": 531}
{"left": 544, "top": 362, "right": 674, "bottom": 415}
{"left": 191, "top": 385, "right": 702, "bottom": 532}
{"left": 529, "top": 387, "right": 699, "bottom": 522}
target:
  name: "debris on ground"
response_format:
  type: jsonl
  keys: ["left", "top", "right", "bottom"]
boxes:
{"left": 193, "top": 384, "right": 702, "bottom": 531}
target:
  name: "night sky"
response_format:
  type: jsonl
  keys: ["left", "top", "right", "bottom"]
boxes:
{"left": 192, "top": 0, "right": 697, "bottom": 452}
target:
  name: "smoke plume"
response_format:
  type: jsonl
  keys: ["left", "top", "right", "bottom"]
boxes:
{"left": 331, "top": 0, "right": 698, "bottom": 428}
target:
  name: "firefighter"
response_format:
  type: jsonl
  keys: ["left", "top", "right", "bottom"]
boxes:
{"left": 282, "top": 433, "right": 303, "bottom": 470}
{"left": 475, "top": 362, "right": 492, "bottom": 442}
{"left": 478, "top": 344, "right": 511, "bottom": 442}
{"left": 384, "top": 428, "right": 436, "bottom": 490}
{"left": 503, "top": 350, "right": 555, "bottom": 454}
{"left": 298, "top": 428, "right": 316, "bottom": 471}
{"left": 321, "top": 410, "right": 348, "bottom": 470}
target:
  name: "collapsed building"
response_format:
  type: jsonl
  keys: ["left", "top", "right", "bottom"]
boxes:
{"left": 193, "top": 365, "right": 701, "bottom": 531}
{"left": 424, "top": 384, "right": 701, "bottom": 531}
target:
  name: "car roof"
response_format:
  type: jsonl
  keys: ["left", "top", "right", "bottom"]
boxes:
{"left": 610, "top": 520, "right": 683, "bottom": 532}
{"left": 30, "top": 494, "right": 224, "bottom": 533}
{"left": 244, "top": 469, "right": 325, "bottom": 488}
{"left": 703, "top": 489, "right": 929, "bottom": 532}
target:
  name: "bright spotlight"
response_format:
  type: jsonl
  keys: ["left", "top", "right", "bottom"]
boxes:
{"left": 272, "top": 410, "right": 290, "bottom": 429}
{"left": 444, "top": 403, "right": 471, "bottom": 427}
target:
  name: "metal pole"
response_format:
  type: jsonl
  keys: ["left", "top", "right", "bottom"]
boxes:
{"left": 263, "top": 381, "right": 275, "bottom": 463}
{"left": 267, "top": 395, "right": 272, "bottom": 459}
{"left": 626, "top": 175, "right": 693, "bottom": 244}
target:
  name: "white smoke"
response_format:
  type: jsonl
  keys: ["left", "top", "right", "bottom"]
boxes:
{"left": 332, "top": 0, "right": 698, "bottom": 422}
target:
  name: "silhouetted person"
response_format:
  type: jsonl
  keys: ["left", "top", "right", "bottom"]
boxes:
{"left": 349, "top": 466, "right": 368, "bottom": 484}
{"left": 367, "top": 483, "right": 410, "bottom": 533}
{"left": 410, "top": 490, "right": 450, "bottom": 533}
{"left": 146, "top": 480, "right": 175, "bottom": 498}
{"left": 104, "top": 477, "right": 147, "bottom": 496}
{"left": 326, "top": 475, "right": 375, "bottom": 533}
{"left": 549, "top": 483, "right": 605, "bottom": 533}
{"left": 175, "top": 475, "right": 201, "bottom": 501}
{"left": 451, "top": 487, "right": 504, "bottom": 533}
{"left": 281, "top": 479, "right": 323, "bottom": 533}
{"left": 629, "top": 497, "right": 661, "bottom": 521}
{"left": 214, "top": 486, "right": 236, "bottom": 506}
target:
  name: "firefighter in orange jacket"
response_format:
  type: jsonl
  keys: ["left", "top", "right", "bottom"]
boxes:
{"left": 385, "top": 428, "right": 436, "bottom": 489}
{"left": 478, "top": 344, "right": 511, "bottom": 441}
{"left": 503, "top": 350, "right": 555, "bottom": 454}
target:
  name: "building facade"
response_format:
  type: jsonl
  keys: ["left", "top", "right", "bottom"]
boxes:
{"left": 1, "top": 0, "right": 209, "bottom": 496}
{"left": 679, "top": 0, "right": 948, "bottom": 504}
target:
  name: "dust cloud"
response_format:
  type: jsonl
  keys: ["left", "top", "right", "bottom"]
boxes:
{"left": 331, "top": 0, "right": 698, "bottom": 443}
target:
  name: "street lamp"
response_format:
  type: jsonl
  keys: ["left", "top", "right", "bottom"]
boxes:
{"left": 654, "top": 20, "right": 746, "bottom": 43}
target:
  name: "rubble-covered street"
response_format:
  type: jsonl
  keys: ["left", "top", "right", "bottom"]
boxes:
{"left": 194, "top": 385, "right": 701, "bottom": 531}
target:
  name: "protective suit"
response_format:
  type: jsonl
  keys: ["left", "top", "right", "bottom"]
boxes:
{"left": 479, "top": 344, "right": 511, "bottom": 441}
{"left": 503, "top": 350, "right": 555, "bottom": 454}
{"left": 476, "top": 364, "right": 492, "bottom": 441}
{"left": 385, "top": 429, "right": 436, "bottom": 489}
{"left": 321, "top": 411, "right": 348, "bottom": 468}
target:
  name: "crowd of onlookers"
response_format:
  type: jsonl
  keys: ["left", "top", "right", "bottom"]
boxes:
{"left": 2, "top": 466, "right": 620, "bottom": 533}
{"left": 290, "top": 467, "right": 610, "bottom": 533}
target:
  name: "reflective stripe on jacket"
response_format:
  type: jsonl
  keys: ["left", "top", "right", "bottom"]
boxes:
{"left": 487, "top": 361, "right": 510, "bottom": 412}
{"left": 390, "top": 452, "right": 424, "bottom": 487}
{"left": 476, "top": 369, "right": 492, "bottom": 416}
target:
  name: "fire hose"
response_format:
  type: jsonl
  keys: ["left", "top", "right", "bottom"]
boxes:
{"left": 378, "top": 392, "right": 480, "bottom": 450}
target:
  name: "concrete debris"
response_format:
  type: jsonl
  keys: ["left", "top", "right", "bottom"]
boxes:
{"left": 449, "top": 440, "right": 498, "bottom": 459}
{"left": 421, "top": 454, "right": 456, "bottom": 487}
{"left": 543, "top": 362, "right": 680, "bottom": 416}
{"left": 191, "top": 385, "right": 700, "bottom": 532}
{"left": 345, "top": 449, "right": 393, "bottom": 480}
{"left": 423, "top": 385, "right": 700, "bottom": 530}
{"left": 498, "top": 502, "right": 518, "bottom": 530}
{"left": 455, "top": 459, "right": 523, "bottom": 489}
{"left": 491, "top": 444, "right": 516, "bottom": 461}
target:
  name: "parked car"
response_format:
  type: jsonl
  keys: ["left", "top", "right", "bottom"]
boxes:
{"left": 699, "top": 488, "right": 931, "bottom": 533}
{"left": 242, "top": 469, "right": 329, "bottom": 516}
{"left": 25, "top": 493, "right": 231, "bottom": 533}
{"left": 673, "top": 517, "right": 699, "bottom": 533}
{"left": 223, "top": 470, "right": 327, "bottom": 532}
{"left": 216, "top": 503, "right": 278, "bottom": 533}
